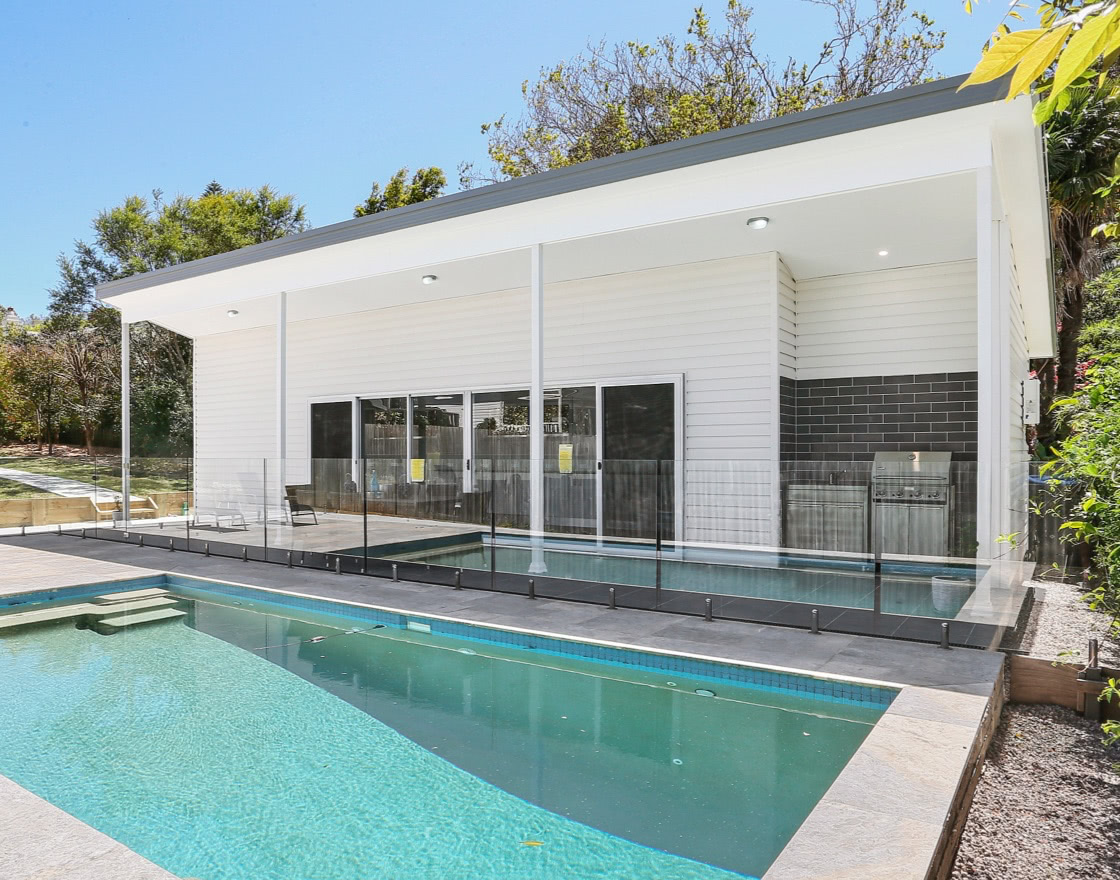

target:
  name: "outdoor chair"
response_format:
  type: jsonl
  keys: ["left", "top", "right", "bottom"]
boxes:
{"left": 285, "top": 485, "right": 318, "bottom": 525}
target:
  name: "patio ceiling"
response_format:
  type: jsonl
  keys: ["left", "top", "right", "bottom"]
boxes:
{"left": 133, "top": 172, "right": 979, "bottom": 340}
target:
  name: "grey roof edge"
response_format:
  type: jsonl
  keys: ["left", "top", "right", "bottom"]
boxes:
{"left": 97, "top": 73, "right": 1011, "bottom": 300}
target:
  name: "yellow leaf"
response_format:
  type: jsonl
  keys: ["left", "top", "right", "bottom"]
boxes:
{"left": 1008, "top": 24, "right": 1074, "bottom": 98}
{"left": 522, "top": 840, "right": 545, "bottom": 847}
{"left": 1052, "top": 8, "right": 1120, "bottom": 96}
{"left": 959, "top": 29, "right": 1048, "bottom": 89}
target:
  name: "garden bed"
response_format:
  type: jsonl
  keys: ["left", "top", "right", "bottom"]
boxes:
{"left": 950, "top": 703, "right": 1119, "bottom": 880}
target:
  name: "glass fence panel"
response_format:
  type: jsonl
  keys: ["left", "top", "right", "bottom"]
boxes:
{"left": 2, "top": 454, "right": 1043, "bottom": 649}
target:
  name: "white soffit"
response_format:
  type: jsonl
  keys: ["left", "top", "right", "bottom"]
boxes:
{"left": 105, "top": 103, "right": 1003, "bottom": 330}
{"left": 155, "top": 172, "right": 981, "bottom": 339}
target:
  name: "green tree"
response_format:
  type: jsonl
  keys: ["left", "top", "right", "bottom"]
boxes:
{"left": 1035, "top": 83, "right": 1120, "bottom": 450}
{"left": 354, "top": 167, "right": 447, "bottom": 217}
{"left": 53, "top": 323, "right": 115, "bottom": 455}
{"left": 48, "top": 183, "right": 309, "bottom": 455}
{"left": 5, "top": 329, "right": 66, "bottom": 453}
{"left": 466, "top": 0, "right": 944, "bottom": 183}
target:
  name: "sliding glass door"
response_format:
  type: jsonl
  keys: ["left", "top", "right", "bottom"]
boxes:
{"left": 600, "top": 382, "right": 676, "bottom": 541}
{"left": 346, "top": 378, "right": 679, "bottom": 539}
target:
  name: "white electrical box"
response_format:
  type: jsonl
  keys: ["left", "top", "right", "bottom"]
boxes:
{"left": 1023, "top": 377, "right": 1041, "bottom": 425}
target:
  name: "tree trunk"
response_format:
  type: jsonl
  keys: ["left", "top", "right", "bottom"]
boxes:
{"left": 83, "top": 424, "right": 94, "bottom": 457}
{"left": 1056, "top": 285, "right": 1085, "bottom": 398}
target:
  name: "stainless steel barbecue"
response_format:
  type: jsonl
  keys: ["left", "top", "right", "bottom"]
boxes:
{"left": 871, "top": 451, "right": 952, "bottom": 557}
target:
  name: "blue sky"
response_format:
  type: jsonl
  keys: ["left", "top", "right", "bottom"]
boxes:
{"left": 1, "top": 0, "right": 1004, "bottom": 316}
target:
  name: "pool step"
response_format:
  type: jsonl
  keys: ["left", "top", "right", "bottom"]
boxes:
{"left": 93, "top": 608, "right": 187, "bottom": 635}
{"left": 0, "top": 603, "right": 99, "bottom": 631}
{"left": 92, "top": 588, "right": 171, "bottom": 604}
{"left": 90, "top": 597, "right": 180, "bottom": 615}
{"left": 0, "top": 593, "right": 182, "bottom": 634}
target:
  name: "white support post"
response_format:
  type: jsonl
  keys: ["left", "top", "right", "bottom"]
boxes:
{"left": 976, "top": 166, "right": 999, "bottom": 559}
{"left": 529, "top": 244, "right": 547, "bottom": 574}
{"left": 276, "top": 291, "right": 288, "bottom": 521}
{"left": 120, "top": 319, "right": 131, "bottom": 528}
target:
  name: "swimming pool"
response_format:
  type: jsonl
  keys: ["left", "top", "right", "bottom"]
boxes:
{"left": 0, "top": 578, "right": 893, "bottom": 879}
{"left": 383, "top": 536, "right": 980, "bottom": 619}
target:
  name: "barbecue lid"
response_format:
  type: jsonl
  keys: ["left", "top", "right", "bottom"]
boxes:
{"left": 872, "top": 450, "right": 952, "bottom": 479}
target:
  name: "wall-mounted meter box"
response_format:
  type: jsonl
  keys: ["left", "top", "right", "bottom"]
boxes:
{"left": 1023, "top": 377, "right": 1041, "bottom": 425}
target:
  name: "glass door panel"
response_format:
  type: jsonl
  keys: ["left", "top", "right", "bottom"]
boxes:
{"left": 310, "top": 401, "right": 353, "bottom": 511}
{"left": 410, "top": 394, "right": 464, "bottom": 523}
{"left": 544, "top": 386, "right": 596, "bottom": 534}
{"left": 361, "top": 397, "right": 407, "bottom": 518}
{"left": 601, "top": 383, "right": 675, "bottom": 540}
{"left": 472, "top": 390, "right": 529, "bottom": 528}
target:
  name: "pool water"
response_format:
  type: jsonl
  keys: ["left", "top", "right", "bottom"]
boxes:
{"left": 0, "top": 589, "right": 883, "bottom": 879}
{"left": 392, "top": 542, "right": 977, "bottom": 618}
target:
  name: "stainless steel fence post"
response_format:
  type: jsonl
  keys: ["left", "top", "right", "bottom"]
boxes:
{"left": 527, "top": 578, "right": 536, "bottom": 600}
{"left": 609, "top": 587, "right": 616, "bottom": 610}
{"left": 362, "top": 454, "right": 369, "bottom": 575}
{"left": 704, "top": 597, "right": 713, "bottom": 622}
{"left": 455, "top": 569, "right": 462, "bottom": 590}
{"left": 940, "top": 622, "right": 950, "bottom": 649}
{"left": 811, "top": 608, "right": 819, "bottom": 634}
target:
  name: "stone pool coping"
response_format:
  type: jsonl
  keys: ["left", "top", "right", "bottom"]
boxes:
{"left": 0, "top": 536, "right": 1006, "bottom": 879}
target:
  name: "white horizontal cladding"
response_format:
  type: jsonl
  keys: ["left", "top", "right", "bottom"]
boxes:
{"left": 193, "top": 324, "right": 276, "bottom": 515}
{"left": 110, "top": 109, "right": 999, "bottom": 324}
{"left": 777, "top": 258, "right": 797, "bottom": 379}
{"left": 541, "top": 254, "right": 778, "bottom": 544}
{"left": 794, "top": 261, "right": 978, "bottom": 380}
{"left": 191, "top": 254, "right": 780, "bottom": 545}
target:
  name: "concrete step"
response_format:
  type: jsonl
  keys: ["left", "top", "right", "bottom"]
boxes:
{"left": 0, "top": 594, "right": 179, "bottom": 633}
{"left": 94, "top": 608, "right": 187, "bottom": 634}
{"left": 0, "top": 603, "right": 99, "bottom": 631}
{"left": 89, "top": 597, "right": 179, "bottom": 615}
{"left": 92, "top": 588, "right": 170, "bottom": 604}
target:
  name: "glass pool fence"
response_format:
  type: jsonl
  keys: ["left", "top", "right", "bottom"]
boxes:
{"left": 0, "top": 455, "right": 1043, "bottom": 648}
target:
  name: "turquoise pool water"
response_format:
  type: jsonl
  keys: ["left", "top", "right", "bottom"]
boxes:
{"left": 390, "top": 542, "right": 977, "bottom": 618}
{"left": 0, "top": 588, "right": 884, "bottom": 879}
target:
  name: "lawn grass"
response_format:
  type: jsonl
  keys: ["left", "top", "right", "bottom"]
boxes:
{"left": 0, "top": 456, "right": 188, "bottom": 496}
{"left": 0, "top": 478, "right": 54, "bottom": 500}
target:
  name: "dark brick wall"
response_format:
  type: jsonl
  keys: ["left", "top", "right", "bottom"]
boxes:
{"left": 782, "top": 372, "right": 978, "bottom": 461}
{"left": 779, "top": 376, "right": 797, "bottom": 460}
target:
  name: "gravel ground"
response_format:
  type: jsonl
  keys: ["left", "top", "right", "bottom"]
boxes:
{"left": 951, "top": 704, "right": 1120, "bottom": 880}
{"left": 1015, "top": 577, "right": 1119, "bottom": 665}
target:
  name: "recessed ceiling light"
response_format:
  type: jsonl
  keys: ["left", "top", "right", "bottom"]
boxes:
{"left": 878, "top": 250, "right": 889, "bottom": 257}
{"left": 746, "top": 216, "right": 769, "bottom": 229}
{"left": 421, "top": 274, "right": 438, "bottom": 284}
{"left": 226, "top": 309, "right": 240, "bottom": 317}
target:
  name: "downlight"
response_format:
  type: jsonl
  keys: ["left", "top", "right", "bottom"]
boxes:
{"left": 421, "top": 274, "right": 438, "bottom": 284}
{"left": 746, "top": 216, "right": 769, "bottom": 229}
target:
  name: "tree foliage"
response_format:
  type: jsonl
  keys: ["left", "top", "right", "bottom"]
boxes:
{"left": 1031, "top": 82, "right": 1120, "bottom": 449}
{"left": 1045, "top": 349, "right": 1120, "bottom": 634}
{"left": 962, "top": 2, "right": 1120, "bottom": 123}
{"left": 354, "top": 167, "right": 446, "bottom": 217}
{"left": 467, "top": 0, "right": 944, "bottom": 183}
{"left": 34, "top": 183, "right": 310, "bottom": 456}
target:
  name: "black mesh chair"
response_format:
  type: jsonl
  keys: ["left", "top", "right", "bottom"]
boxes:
{"left": 284, "top": 485, "right": 318, "bottom": 525}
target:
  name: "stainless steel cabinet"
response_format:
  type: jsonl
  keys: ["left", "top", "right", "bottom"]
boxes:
{"left": 784, "top": 485, "right": 869, "bottom": 553}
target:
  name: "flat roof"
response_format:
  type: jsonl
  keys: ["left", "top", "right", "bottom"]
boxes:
{"left": 97, "top": 74, "right": 1010, "bottom": 300}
